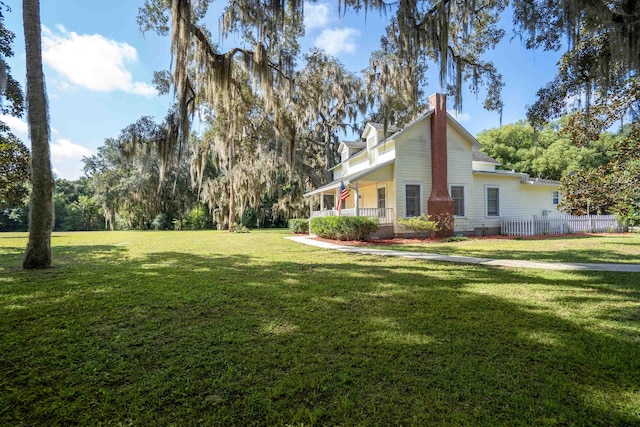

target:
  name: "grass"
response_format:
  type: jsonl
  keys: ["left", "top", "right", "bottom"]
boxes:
{"left": 368, "top": 233, "right": 640, "bottom": 264}
{"left": 1, "top": 230, "right": 639, "bottom": 426}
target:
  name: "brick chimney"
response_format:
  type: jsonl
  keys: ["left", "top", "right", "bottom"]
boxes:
{"left": 427, "top": 93, "right": 454, "bottom": 237}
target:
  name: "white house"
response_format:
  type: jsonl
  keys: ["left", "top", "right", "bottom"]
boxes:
{"left": 304, "top": 93, "right": 562, "bottom": 237}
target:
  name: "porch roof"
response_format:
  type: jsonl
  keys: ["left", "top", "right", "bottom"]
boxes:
{"left": 304, "top": 159, "right": 395, "bottom": 197}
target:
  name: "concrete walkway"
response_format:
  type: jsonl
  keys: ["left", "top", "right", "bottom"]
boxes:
{"left": 286, "top": 235, "right": 640, "bottom": 273}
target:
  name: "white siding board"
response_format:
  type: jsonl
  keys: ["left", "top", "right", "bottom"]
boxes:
{"left": 447, "top": 124, "right": 475, "bottom": 226}
{"left": 394, "top": 119, "right": 431, "bottom": 233}
{"left": 472, "top": 173, "right": 561, "bottom": 229}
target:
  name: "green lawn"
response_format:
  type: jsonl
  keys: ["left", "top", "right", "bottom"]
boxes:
{"left": 1, "top": 230, "right": 639, "bottom": 426}
{"left": 369, "top": 233, "right": 640, "bottom": 264}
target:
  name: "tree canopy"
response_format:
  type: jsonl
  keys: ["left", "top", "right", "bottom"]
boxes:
{"left": 0, "top": 127, "right": 29, "bottom": 209}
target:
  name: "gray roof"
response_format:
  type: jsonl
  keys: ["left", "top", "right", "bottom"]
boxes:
{"left": 523, "top": 177, "right": 561, "bottom": 186}
{"left": 369, "top": 122, "right": 399, "bottom": 133}
{"left": 472, "top": 150, "right": 500, "bottom": 164}
{"left": 342, "top": 140, "right": 366, "bottom": 149}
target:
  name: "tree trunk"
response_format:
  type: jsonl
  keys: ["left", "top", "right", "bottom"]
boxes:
{"left": 22, "top": 0, "right": 54, "bottom": 269}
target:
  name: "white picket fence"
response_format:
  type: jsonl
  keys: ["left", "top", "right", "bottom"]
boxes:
{"left": 501, "top": 215, "right": 624, "bottom": 237}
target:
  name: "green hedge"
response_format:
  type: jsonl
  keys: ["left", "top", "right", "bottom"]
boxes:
{"left": 310, "top": 216, "right": 379, "bottom": 241}
{"left": 288, "top": 218, "right": 309, "bottom": 234}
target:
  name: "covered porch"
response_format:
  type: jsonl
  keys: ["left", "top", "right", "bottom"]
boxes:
{"left": 305, "top": 160, "right": 396, "bottom": 225}
{"left": 310, "top": 207, "right": 394, "bottom": 224}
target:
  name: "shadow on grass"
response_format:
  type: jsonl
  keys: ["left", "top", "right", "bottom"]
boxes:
{"left": 0, "top": 243, "right": 639, "bottom": 426}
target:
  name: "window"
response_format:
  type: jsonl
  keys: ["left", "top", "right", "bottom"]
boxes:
{"left": 377, "top": 186, "right": 386, "bottom": 209}
{"left": 323, "top": 194, "right": 335, "bottom": 210}
{"left": 552, "top": 190, "right": 560, "bottom": 205}
{"left": 486, "top": 187, "right": 500, "bottom": 217}
{"left": 450, "top": 185, "right": 465, "bottom": 217}
{"left": 405, "top": 184, "right": 421, "bottom": 217}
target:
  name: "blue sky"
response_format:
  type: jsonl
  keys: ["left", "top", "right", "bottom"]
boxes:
{"left": 3, "top": 1, "right": 562, "bottom": 180}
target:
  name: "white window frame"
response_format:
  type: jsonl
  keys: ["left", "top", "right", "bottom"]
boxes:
{"left": 449, "top": 184, "right": 466, "bottom": 217}
{"left": 377, "top": 184, "right": 387, "bottom": 209}
{"left": 485, "top": 186, "right": 501, "bottom": 217}
{"left": 404, "top": 182, "right": 423, "bottom": 218}
{"left": 552, "top": 190, "right": 560, "bottom": 205}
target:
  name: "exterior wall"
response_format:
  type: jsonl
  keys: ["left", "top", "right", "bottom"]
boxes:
{"left": 357, "top": 184, "right": 378, "bottom": 209}
{"left": 375, "top": 140, "right": 395, "bottom": 164}
{"left": 394, "top": 118, "right": 431, "bottom": 234}
{"left": 447, "top": 125, "right": 475, "bottom": 233}
{"left": 472, "top": 161, "right": 497, "bottom": 172}
{"left": 367, "top": 133, "right": 377, "bottom": 149}
{"left": 471, "top": 172, "right": 562, "bottom": 233}
{"left": 334, "top": 150, "right": 368, "bottom": 179}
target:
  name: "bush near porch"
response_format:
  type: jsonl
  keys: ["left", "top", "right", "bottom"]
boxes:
{"left": 310, "top": 216, "right": 379, "bottom": 241}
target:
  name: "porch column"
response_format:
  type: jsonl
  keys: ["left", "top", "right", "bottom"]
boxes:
{"left": 354, "top": 181, "right": 360, "bottom": 216}
{"left": 320, "top": 193, "right": 324, "bottom": 211}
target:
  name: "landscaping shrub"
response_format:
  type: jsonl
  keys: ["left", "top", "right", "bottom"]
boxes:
{"left": 397, "top": 214, "right": 439, "bottom": 237}
{"left": 185, "top": 206, "right": 210, "bottom": 230}
{"left": 288, "top": 218, "right": 309, "bottom": 234}
{"left": 310, "top": 216, "right": 379, "bottom": 241}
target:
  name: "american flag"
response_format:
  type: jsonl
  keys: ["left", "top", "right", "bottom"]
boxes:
{"left": 336, "top": 181, "right": 349, "bottom": 214}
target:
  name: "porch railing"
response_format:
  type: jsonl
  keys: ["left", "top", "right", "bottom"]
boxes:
{"left": 501, "top": 214, "right": 623, "bottom": 237}
{"left": 310, "top": 208, "right": 393, "bottom": 224}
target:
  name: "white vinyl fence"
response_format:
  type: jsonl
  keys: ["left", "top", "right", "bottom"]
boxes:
{"left": 501, "top": 215, "right": 624, "bottom": 237}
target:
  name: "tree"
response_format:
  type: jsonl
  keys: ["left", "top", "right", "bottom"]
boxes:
{"left": 84, "top": 115, "right": 195, "bottom": 230}
{"left": 0, "top": 3, "right": 26, "bottom": 119}
{"left": 0, "top": 127, "right": 29, "bottom": 208}
{"left": 294, "top": 49, "right": 366, "bottom": 174}
{"left": 559, "top": 123, "right": 640, "bottom": 222}
{"left": 22, "top": 0, "right": 54, "bottom": 269}
{"left": 138, "top": 0, "right": 303, "bottom": 175}
{"left": 0, "top": 3, "right": 29, "bottom": 222}
{"left": 477, "top": 120, "right": 615, "bottom": 180}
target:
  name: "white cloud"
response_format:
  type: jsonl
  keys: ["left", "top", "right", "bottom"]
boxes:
{"left": 304, "top": 2, "right": 330, "bottom": 30}
{"left": 42, "top": 25, "right": 156, "bottom": 96}
{"left": 51, "top": 138, "right": 93, "bottom": 161}
{"left": 448, "top": 109, "right": 471, "bottom": 122}
{"left": 0, "top": 115, "right": 29, "bottom": 138}
{"left": 314, "top": 27, "right": 360, "bottom": 55}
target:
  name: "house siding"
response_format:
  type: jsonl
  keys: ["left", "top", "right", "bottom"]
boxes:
{"left": 447, "top": 125, "right": 475, "bottom": 232}
{"left": 394, "top": 118, "right": 431, "bottom": 233}
{"left": 472, "top": 173, "right": 562, "bottom": 232}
